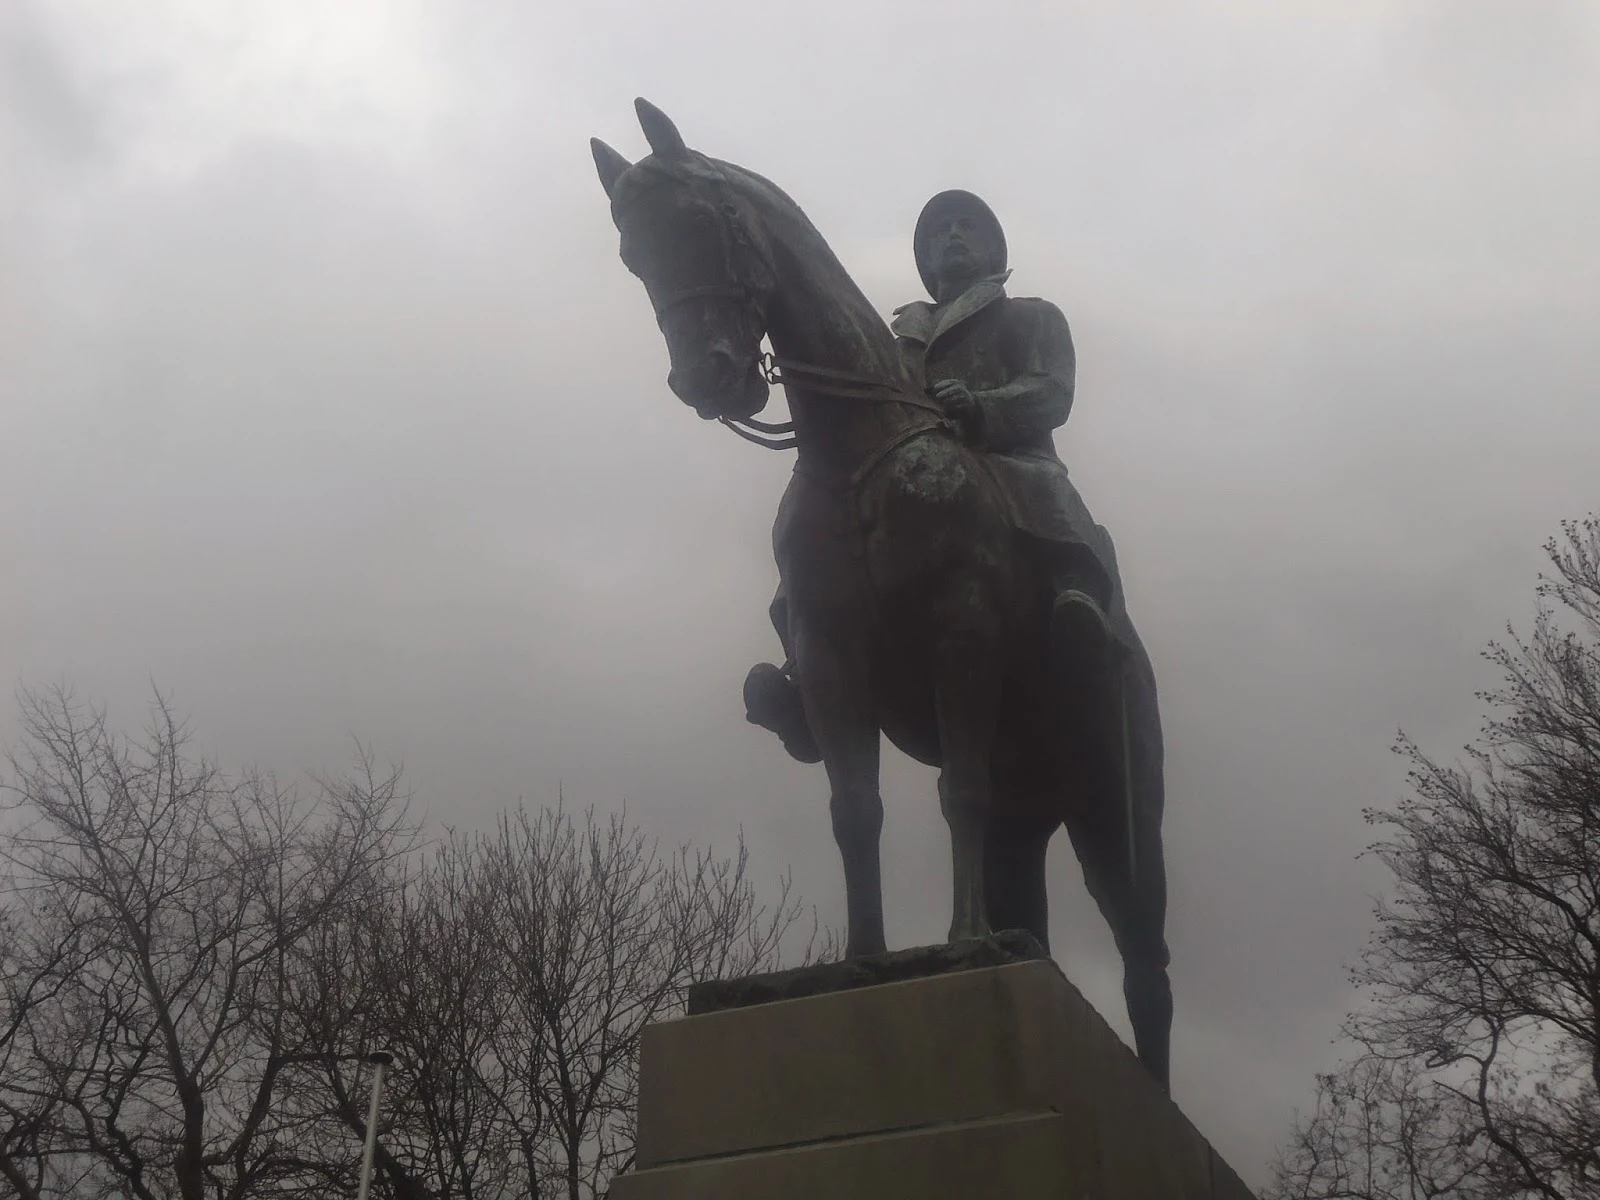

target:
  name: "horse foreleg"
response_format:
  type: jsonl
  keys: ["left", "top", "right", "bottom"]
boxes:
{"left": 794, "top": 624, "right": 887, "bottom": 959}
{"left": 933, "top": 621, "right": 1003, "bottom": 944}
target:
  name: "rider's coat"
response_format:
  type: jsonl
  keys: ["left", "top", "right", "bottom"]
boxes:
{"left": 891, "top": 272, "right": 1129, "bottom": 630}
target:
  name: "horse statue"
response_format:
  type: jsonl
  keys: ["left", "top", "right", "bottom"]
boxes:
{"left": 590, "top": 99, "right": 1173, "bottom": 1088}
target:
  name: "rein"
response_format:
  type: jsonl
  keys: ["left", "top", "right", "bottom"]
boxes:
{"left": 637, "top": 164, "right": 951, "bottom": 464}
{"left": 719, "top": 352, "right": 951, "bottom": 452}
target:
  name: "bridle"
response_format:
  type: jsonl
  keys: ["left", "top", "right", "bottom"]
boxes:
{"left": 645, "top": 175, "right": 950, "bottom": 455}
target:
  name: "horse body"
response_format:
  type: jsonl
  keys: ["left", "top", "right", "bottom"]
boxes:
{"left": 592, "top": 100, "right": 1172, "bottom": 1088}
{"left": 777, "top": 410, "right": 1024, "bottom": 956}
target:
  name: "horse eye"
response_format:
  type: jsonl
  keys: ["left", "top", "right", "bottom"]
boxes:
{"left": 721, "top": 203, "right": 738, "bottom": 218}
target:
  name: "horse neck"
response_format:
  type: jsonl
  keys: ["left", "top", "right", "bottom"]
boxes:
{"left": 764, "top": 237, "right": 924, "bottom": 476}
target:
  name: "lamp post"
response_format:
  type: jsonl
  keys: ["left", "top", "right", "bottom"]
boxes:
{"left": 356, "top": 1050, "right": 394, "bottom": 1200}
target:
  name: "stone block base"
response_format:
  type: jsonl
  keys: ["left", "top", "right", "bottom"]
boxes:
{"left": 609, "top": 937, "right": 1252, "bottom": 1199}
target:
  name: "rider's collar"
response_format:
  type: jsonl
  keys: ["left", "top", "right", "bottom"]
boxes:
{"left": 891, "top": 270, "right": 1012, "bottom": 347}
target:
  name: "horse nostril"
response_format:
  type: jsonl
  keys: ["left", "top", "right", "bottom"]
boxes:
{"left": 704, "top": 348, "right": 735, "bottom": 383}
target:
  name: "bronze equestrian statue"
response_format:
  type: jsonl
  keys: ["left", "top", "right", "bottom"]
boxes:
{"left": 591, "top": 99, "right": 1172, "bottom": 1088}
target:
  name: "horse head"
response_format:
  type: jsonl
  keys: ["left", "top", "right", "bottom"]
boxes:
{"left": 591, "top": 100, "right": 777, "bottom": 424}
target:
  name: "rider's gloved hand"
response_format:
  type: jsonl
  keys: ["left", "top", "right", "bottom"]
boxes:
{"left": 929, "top": 379, "right": 983, "bottom": 442}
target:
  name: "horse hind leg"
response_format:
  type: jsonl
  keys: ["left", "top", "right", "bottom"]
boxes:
{"left": 1068, "top": 807, "right": 1172, "bottom": 1090}
{"left": 984, "top": 801, "right": 1055, "bottom": 952}
{"left": 1066, "top": 661, "right": 1173, "bottom": 1090}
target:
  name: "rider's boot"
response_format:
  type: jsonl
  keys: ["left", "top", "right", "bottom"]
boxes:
{"left": 743, "top": 661, "right": 822, "bottom": 763}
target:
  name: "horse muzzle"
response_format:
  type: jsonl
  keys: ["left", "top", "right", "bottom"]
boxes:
{"left": 668, "top": 349, "right": 770, "bottom": 422}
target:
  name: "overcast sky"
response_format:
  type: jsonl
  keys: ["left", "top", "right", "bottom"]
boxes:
{"left": 4, "top": 0, "right": 1598, "bottom": 1183}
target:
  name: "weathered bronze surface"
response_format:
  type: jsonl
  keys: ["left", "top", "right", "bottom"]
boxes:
{"left": 591, "top": 99, "right": 1172, "bottom": 1087}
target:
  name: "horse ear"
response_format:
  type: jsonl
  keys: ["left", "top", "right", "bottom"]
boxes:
{"left": 635, "top": 97, "right": 688, "bottom": 158}
{"left": 591, "top": 138, "right": 631, "bottom": 198}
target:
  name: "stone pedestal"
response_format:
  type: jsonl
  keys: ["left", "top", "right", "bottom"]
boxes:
{"left": 609, "top": 937, "right": 1254, "bottom": 1199}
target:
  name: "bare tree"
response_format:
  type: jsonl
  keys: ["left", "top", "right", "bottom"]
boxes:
{"left": 4, "top": 688, "right": 830, "bottom": 1199}
{"left": 1270, "top": 1056, "right": 1498, "bottom": 1200}
{"left": 0, "top": 891, "right": 87, "bottom": 1200}
{"left": 479, "top": 805, "right": 818, "bottom": 1199}
{"left": 287, "top": 803, "right": 832, "bottom": 1200}
{"left": 1, "top": 687, "right": 414, "bottom": 1200}
{"left": 282, "top": 836, "right": 507, "bottom": 1200}
{"left": 1269, "top": 517, "right": 1600, "bottom": 1200}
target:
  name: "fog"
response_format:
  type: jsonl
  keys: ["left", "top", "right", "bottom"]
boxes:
{"left": 4, "top": 0, "right": 1598, "bottom": 1181}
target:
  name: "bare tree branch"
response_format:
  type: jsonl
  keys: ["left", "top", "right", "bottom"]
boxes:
{"left": 1270, "top": 516, "right": 1600, "bottom": 1200}
{"left": 2, "top": 686, "right": 415, "bottom": 1199}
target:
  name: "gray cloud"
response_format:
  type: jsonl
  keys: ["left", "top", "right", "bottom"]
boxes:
{"left": 4, "top": 0, "right": 1598, "bottom": 1182}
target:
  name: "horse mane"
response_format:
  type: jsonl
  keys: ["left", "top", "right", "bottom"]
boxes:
{"left": 611, "top": 152, "right": 889, "bottom": 337}
{"left": 610, "top": 152, "right": 806, "bottom": 235}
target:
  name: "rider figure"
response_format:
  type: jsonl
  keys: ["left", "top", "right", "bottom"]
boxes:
{"left": 744, "top": 189, "right": 1128, "bottom": 762}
